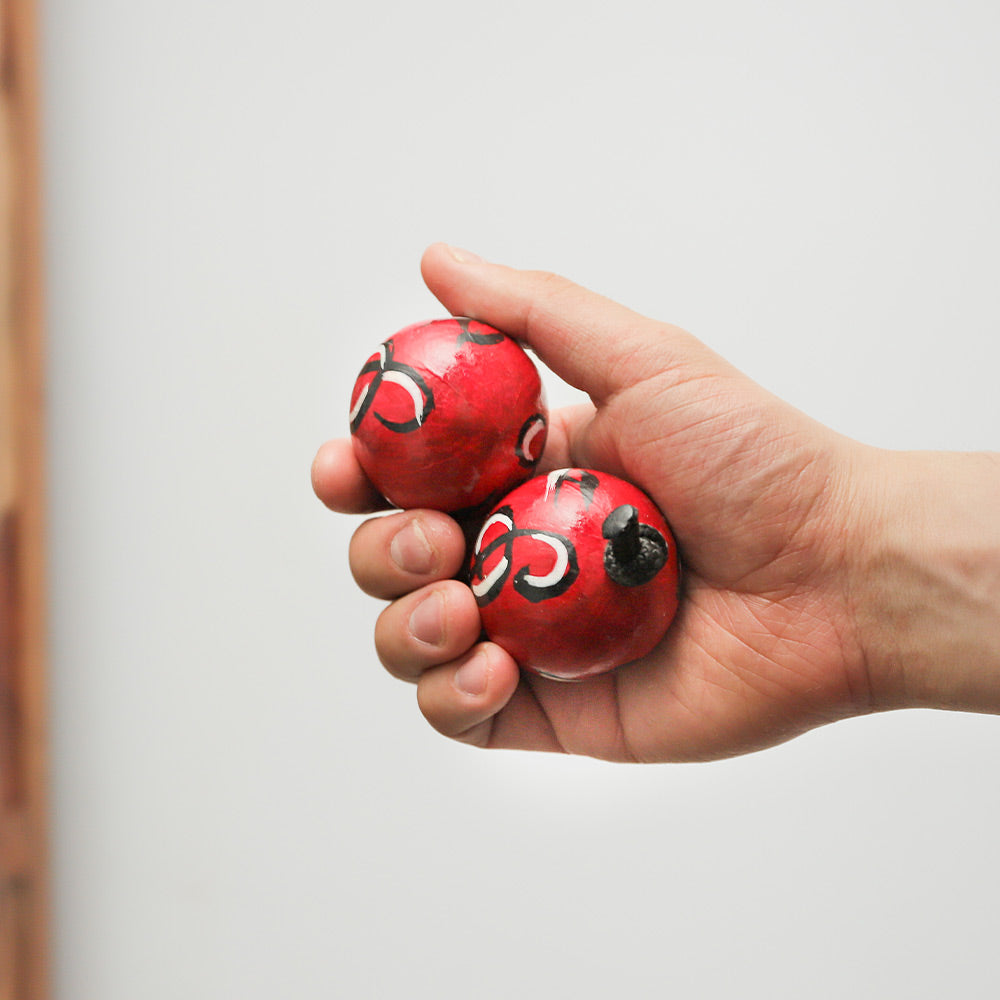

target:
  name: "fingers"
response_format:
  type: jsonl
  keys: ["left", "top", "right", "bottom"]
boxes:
{"left": 366, "top": 562, "right": 524, "bottom": 745}
{"left": 373, "top": 579, "right": 481, "bottom": 681}
{"left": 420, "top": 242, "right": 716, "bottom": 403}
{"left": 415, "top": 643, "right": 522, "bottom": 747}
{"left": 312, "top": 438, "right": 389, "bottom": 514}
{"left": 348, "top": 509, "right": 468, "bottom": 599}
{"left": 365, "top": 551, "right": 543, "bottom": 748}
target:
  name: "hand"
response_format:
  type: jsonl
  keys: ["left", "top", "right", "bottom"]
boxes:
{"left": 312, "top": 244, "right": 1000, "bottom": 761}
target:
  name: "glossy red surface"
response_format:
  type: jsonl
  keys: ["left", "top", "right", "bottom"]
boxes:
{"left": 470, "top": 469, "right": 680, "bottom": 680}
{"left": 350, "top": 318, "right": 547, "bottom": 512}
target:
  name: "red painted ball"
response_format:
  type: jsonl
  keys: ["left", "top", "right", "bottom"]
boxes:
{"left": 350, "top": 318, "right": 548, "bottom": 512}
{"left": 470, "top": 469, "right": 681, "bottom": 681}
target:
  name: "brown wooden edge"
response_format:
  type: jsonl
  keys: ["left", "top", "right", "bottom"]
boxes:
{"left": 1, "top": 0, "right": 49, "bottom": 996}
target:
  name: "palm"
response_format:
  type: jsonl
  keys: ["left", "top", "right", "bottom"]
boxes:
{"left": 482, "top": 380, "right": 869, "bottom": 762}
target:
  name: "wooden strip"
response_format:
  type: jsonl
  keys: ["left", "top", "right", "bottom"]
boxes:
{"left": 0, "top": 0, "right": 48, "bottom": 994}
{"left": 0, "top": 886, "right": 17, "bottom": 1000}
{"left": 1, "top": 512, "right": 24, "bottom": 809}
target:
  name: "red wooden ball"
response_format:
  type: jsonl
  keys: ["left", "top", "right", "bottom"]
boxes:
{"left": 349, "top": 318, "right": 548, "bottom": 512}
{"left": 469, "top": 469, "right": 681, "bottom": 681}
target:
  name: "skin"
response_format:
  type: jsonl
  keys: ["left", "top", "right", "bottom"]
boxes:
{"left": 312, "top": 243, "right": 1000, "bottom": 763}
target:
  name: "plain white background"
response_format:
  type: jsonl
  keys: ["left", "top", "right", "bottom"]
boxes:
{"left": 41, "top": 1, "right": 999, "bottom": 997}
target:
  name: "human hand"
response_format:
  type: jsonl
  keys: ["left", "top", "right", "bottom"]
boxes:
{"left": 312, "top": 244, "right": 1000, "bottom": 761}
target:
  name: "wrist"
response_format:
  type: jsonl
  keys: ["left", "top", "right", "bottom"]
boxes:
{"left": 851, "top": 449, "right": 1000, "bottom": 712}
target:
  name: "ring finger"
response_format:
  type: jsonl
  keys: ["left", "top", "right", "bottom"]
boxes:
{"left": 374, "top": 579, "right": 483, "bottom": 681}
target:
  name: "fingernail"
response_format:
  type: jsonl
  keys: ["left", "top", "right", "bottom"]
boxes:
{"left": 408, "top": 592, "right": 445, "bottom": 646}
{"left": 390, "top": 519, "right": 436, "bottom": 575}
{"left": 454, "top": 652, "right": 489, "bottom": 696}
{"left": 447, "top": 245, "right": 484, "bottom": 264}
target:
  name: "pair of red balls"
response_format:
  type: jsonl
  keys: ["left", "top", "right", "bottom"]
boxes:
{"left": 349, "top": 318, "right": 680, "bottom": 681}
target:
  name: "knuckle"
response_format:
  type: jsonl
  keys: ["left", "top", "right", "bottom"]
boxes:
{"left": 527, "top": 268, "right": 571, "bottom": 294}
{"left": 373, "top": 604, "right": 414, "bottom": 680}
{"left": 347, "top": 518, "right": 385, "bottom": 591}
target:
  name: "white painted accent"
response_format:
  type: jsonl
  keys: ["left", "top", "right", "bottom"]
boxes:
{"left": 348, "top": 381, "right": 369, "bottom": 423}
{"left": 520, "top": 532, "right": 569, "bottom": 589}
{"left": 471, "top": 512, "right": 513, "bottom": 598}
{"left": 520, "top": 417, "right": 544, "bottom": 461}
{"left": 382, "top": 368, "right": 425, "bottom": 425}
{"left": 543, "top": 468, "right": 565, "bottom": 502}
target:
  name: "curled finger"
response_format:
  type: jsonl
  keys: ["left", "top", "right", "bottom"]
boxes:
{"left": 416, "top": 642, "right": 521, "bottom": 747}
{"left": 374, "top": 580, "right": 482, "bottom": 682}
{"left": 349, "top": 509, "right": 467, "bottom": 599}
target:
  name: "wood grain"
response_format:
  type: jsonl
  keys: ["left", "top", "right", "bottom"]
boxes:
{"left": 1, "top": 0, "right": 48, "bottom": 994}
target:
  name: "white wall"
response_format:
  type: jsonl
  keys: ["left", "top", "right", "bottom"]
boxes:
{"left": 42, "top": 2, "right": 1000, "bottom": 997}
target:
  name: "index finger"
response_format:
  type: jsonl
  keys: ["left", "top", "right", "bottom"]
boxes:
{"left": 311, "top": 438, "right": 391, "bottom": 514}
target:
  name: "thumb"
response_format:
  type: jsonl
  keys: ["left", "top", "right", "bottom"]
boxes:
{"left": 420, "top": 243, "right": 716, "bottom": 404}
